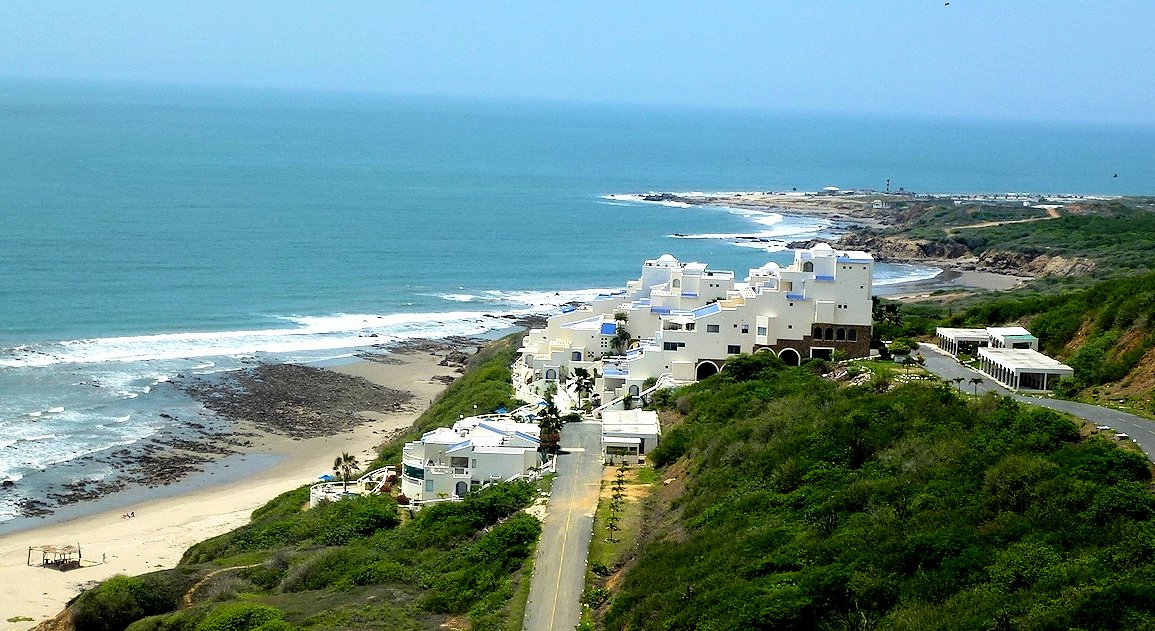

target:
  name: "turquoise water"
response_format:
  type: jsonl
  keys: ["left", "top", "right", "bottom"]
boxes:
{"left": 2, "top": 79, "right": 1153, "bottom": 523}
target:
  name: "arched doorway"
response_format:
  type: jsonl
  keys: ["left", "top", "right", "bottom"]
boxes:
{"left": 455, "top": 481, "right": 468, "bottom": 497}
{"left": 545, "top": 368, "right": 557, "bottom": 380}
{"left": 696, "top": 361, "right": 720, "bottom": 380}
{"left": 628, "top": 384, "right": 640, "bottom": 396}
{"left": 571, "top": 351, "right": 582, "bottom": 361}
{"left": 778, "top": 348, "right": 801, "bottom": 366}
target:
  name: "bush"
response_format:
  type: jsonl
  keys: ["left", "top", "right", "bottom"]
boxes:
{"left": 73, "top": 574, "right": 184, "bottom": 631}
{"left": 195, "top": 603, "right": 284, "bottom": 631}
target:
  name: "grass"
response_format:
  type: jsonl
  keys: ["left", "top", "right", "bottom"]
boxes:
{"left": 585, "top": 462, "right": 655, "bottom": 616}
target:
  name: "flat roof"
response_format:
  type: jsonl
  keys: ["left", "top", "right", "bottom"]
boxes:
{"left": 987, "top": 326, "right": 1034, "bottom": 338}
{"left": 603, "top": 436, "right": 642, "bottom": 445}
{"left": 979, "top": 348, "right": 1073, "bottom": 372}
{"left": 936, "top": 327, "right": 990, "bottom": 340}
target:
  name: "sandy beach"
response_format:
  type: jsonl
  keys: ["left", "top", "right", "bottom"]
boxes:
{"left": 0, "top": 351, "right": 455, "bottom": 628}
{"left": 877, "top": 265, "right": 1031, "bottom": 301}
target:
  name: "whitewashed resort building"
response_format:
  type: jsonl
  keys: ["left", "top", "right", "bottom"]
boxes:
{"left": 517, "top": 244, "right": 874, "bottom": 407}
{"left": 400, "top": 416, "right": 544, "bottom": 503}
{"left": 936, "top": 326, "right": 1074, "bottom": 392}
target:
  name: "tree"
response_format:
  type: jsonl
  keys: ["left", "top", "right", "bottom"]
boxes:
{"left": 537, "top": 399, "right": 564, "bottom": 454}
{"left": 952, "top": 376, "right": 965, "bottom": 392}
{"left": 333, "top": 452, "right": 360, "bottom": 494}
{"left": 611, "top": 326, "right": 632, "bottom": 355}
{"left": 969, "top": 376, "right": 984, "bottom": 397}
{"left": 573, "top": 367, "right": 594, "bottom": 403}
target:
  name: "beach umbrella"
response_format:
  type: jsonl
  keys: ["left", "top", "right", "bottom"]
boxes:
{"left": 318, "top": 474, "right": 335, "bottom": 481}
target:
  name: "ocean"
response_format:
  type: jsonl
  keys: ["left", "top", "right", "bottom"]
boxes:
{"left": 2, "top": 79, "right": 1154, "bottom": 527}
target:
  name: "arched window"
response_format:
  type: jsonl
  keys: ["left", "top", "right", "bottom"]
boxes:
{"left": 628, "top": 384, "right": 640, "bottom": 396}
{"left": 824, "top": 327, "right": 835, "bottom": 341}
{"left": 836, "top": 328, "right": 845, "bottom": 341}
{"left": 848, "top": 329, "right": 858, "bottom": 342}
{"left": 545, "top": 368, "right": 557, "bottom": 380}
{"left": 813, "top": 326, "right": 822, "bottom": 339}
{"left": 672, "top": 278, "right": 681, "bottom": 288}
{"left": 571, "top": 351, "right": 582, "bottom": 361}
{"left": 802, "top": 261, "right": 814, "bottom": 272}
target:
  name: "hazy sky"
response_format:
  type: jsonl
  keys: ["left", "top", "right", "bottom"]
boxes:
{"left": 3, "top": 2, "right": 1153, "bottom": 125}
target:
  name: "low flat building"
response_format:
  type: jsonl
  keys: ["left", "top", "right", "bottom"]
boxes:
{"left": 601, "top": 409, "right": 661, "bottom": 464}
{"left": 936, "top": 326, "right": 1071, "bottom": 392}
{"left": 978, "top": 347, "right": 1074, "bottom": 392}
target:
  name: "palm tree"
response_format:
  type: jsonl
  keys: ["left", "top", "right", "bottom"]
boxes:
{"left": 969, "top": 377, "right": 984, "bottom": 397}
{"left": 333, "top": 452, "right": 360, "bottom": 494}
{"left": 573, "top": 367, "right": 594, "bottom": 403}
{"left": 952, "top": 377, "right": 965, "bottom": 392}
{"left": 537, "top": 400, "right": 564, "bottom": 454}
{"left": 611, "top": 325, "right": 632, "bottom": 355}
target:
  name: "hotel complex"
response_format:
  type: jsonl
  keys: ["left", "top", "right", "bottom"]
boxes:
{"left": 516, "top": 243, "right": 874, "bottom": 406}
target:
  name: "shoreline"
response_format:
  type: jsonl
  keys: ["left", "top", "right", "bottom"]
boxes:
{"left": 876, "top": 265, "right": 1030, "bottom": 300}
{"left": 0, "top": 350, "right": 457, "bottom": 627}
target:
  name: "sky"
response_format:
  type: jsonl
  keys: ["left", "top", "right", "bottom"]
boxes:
{"left": 2, "top": 1, "right": 1153, "bottom": 126}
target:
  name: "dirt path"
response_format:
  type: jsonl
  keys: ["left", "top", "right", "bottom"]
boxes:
{"left": 945, "top": 206, "right": 1061, "bottom": 233}
{"left": 182, "top": 564, "right": 261, "bottom": 607}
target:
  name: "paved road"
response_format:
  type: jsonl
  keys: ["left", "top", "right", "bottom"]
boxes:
{"left": 919, "top": 343, "right": 1155, "bottom": 460}
{"left": 523, "top": 421, "right": 603, "bottom": 631}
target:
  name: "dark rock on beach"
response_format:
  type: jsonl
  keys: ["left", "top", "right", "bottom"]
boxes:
{"left": 180, "top": 363, "right": 415, "bottom": 440}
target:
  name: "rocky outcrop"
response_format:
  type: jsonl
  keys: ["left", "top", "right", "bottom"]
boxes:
{"left": 833, "top": 234, "right": 1096, "bottom": 278}
{"left": 978, "top": 251, "right": 1096, "bottom": 277}
{"left": 834, "top": 234, "right": 971, "bottom": 261}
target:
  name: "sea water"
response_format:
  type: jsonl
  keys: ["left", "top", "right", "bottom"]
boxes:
{"left": 2, "top": 79, "right": 1154, "bottom": 525}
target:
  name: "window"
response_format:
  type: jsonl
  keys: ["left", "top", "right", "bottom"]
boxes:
{"left": 741, "top": 324, "right": 749, "bottom": 333}
{"left": 663, "top": 341, "right": 686, "bottom": 351}
{"left": 848, "top": 329, "right": 858, "bottom": 342}
{"left": 685, "top": 323, "right": 695, "bottom": 331}
{"left": 707, "top": 324, "right": 720, "bottom": 333}
{"left": 425, "top": 480, "right": 434, "bottom": 492}
{"left": 727, "top": 345, "right": 742, "bottom": 354}
{"left": 757, "top": 326, "right": 768, "bottom": 336}
{"left": 803, "top": 261, "right": 814, "bottom": 272}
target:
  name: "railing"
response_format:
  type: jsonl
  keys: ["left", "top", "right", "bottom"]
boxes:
{"left": 591, "top": 373, "right": 676, "bottom": 416}
{"left": 308, "top": 465, "right": 398, "bottom": 508}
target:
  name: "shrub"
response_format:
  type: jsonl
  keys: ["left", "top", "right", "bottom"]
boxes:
{"left": 195, "top": 603, "right": 284, "bottom": 631}
{"left": 72, "top": 574, "right": 184, "bottom": 631}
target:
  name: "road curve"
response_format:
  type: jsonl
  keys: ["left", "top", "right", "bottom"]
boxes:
{"left": 918, "top": 343, "right": 1155, "bottom": 460}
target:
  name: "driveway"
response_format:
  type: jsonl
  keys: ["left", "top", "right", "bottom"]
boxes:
{"left": 523, "top": 421, "right": 603, "bottom": 631}
{"left": 919, "top": 343, "right": 1155, "bottom": 460}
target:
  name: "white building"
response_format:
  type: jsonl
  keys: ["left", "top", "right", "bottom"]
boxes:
{"left": 518, "top": 244, "right": 874, "bottom": 407}
{"left": 602, "top": 409, "right": 661, "bottom": 464}
{"left": 400, "top": 416, "right": 544, "bottom": 502}
{"left": 936, "top": 326, "right": 1071, "bottom": 392}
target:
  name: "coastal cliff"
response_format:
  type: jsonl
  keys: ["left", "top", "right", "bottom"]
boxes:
{"left": 833, "top": 233, "right": 1097, "bottom": 278}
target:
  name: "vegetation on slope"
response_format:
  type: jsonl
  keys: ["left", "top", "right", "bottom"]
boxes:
{"left": 600, "top": 354, "right": 1155, "bottom": 630}
{"left": 947, "top": 272, "right": 1155, "bottom": 411}
{"left": 372, "top": 333, "right": 522, "bottom": 467}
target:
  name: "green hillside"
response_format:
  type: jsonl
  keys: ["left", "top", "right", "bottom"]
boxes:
{"left": 949, "top": 272, "right": 1155, "bottom": 413}
{"left": 598, "top": 355, "right": 1155, "bottom": 630}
